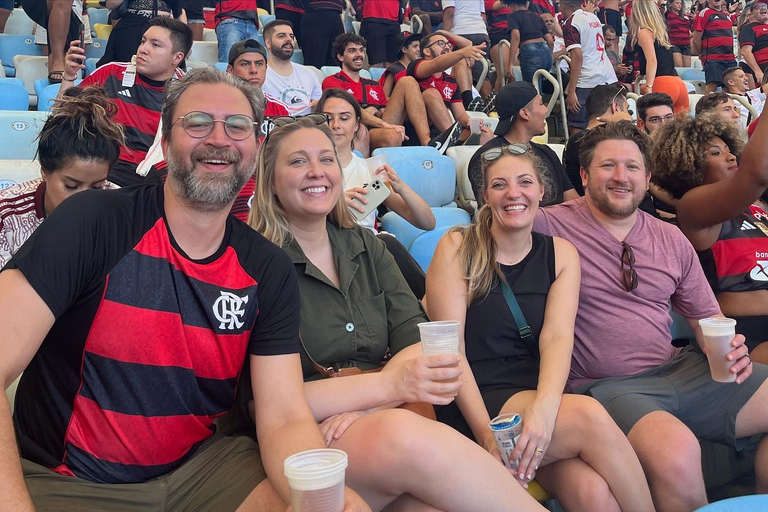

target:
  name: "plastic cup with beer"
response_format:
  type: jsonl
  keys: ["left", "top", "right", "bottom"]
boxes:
{"left": 418, "top": 321, "right": 460, "bottom": 396}
{"left": 364, "top": 154, "right": 389, "bottom": 187}
{"left": 698, "top": 317, "right": 738, "bottom": 383}
{"left": 284, "top": 449, "right": 348, "bottom": 512}
{"left": 469, "top": 117, "right": 483, "bottom": 135}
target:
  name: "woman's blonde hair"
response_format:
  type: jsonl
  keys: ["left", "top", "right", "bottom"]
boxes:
{"left": 451, "top": 149, "right": 550, "bottom": 303}
{"left": 248, "top": 118, "right": 356, "bottom": 247}
{"left": 631, "top": 0, "right": 672, "bottom": 48}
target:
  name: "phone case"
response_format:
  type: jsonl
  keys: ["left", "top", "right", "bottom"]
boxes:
{"left": 351, "top": 179, "right": 391, "bottom": 222}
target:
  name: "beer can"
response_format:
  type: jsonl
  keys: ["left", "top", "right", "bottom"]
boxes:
{"left": 489, "top": 413, "right": 522, "bottom": 470}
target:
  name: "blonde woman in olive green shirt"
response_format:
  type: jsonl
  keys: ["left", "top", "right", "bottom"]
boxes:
{"left": 248, "top": 117, "right": 548, "bottom": 512}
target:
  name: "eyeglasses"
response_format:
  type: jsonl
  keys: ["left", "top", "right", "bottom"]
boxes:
{"left": 482, "top": 143, "right": 530, "bottom": 162}
{"left": 621, "top": 242, "right": 638, "bottom": 292}
{"left": 175, "top": 111, "right": 256, "bottom": 141}
{"left": 645, "top": 113, "right": 675, "bottom": 125}
{"left": 426, "top": 39, "right": 452, "bottom": 51}
{"left": 262, "top": 113, "right": 330, "bottom": 144}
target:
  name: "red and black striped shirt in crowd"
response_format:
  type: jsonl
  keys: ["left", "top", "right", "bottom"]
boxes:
{"left": 484, "top": 0, "right": 511, "bottom": 37}
{"left": 739, "top": 21, "right": 768, "bottom": 69}
{"left": 693, "top": 7, "right": 736, "bottom": 63}
{"left": 305, "top": 0, "right": 345, "bottom": 12}
{"left": 275, "top": 0, "right": 305, "bottom": 13}
{"left": 380, "top": 61, "right": 407, "bottom": 87}
{"left": 8, "top": 184, "right": 300, "bottom": 484}
{"left": 529, "top": 0, "right": 555, "bottom": 17}
{"left": 666, "top": 10, "right": 692, "bottom": 47}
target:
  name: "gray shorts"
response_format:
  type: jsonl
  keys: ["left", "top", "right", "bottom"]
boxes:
{"left": 24, "top": 435, "right": 266, "bottom": 512}
{"left": 575, "top": 346, "right": 768, "bottom": 451}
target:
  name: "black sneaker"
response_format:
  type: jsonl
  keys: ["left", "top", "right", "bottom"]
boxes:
{"left": 483, "top": 91, "right": 497, "bottom": 115}
{"left": 463, "top": 133, "right": 481, "bottom": 146}
{"left": 467, "top": 96, "right": 486, "bottom": 112}
{"left": 428, "top": 122, "right": 462, "bottom": 155}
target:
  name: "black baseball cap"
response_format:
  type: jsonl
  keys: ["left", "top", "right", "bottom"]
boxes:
{"left": 494, "top": 82, "right": 539, "bottom": 135}
{"left": 228, "top": 39, "right": 268, "bottom": 65}
{"left": 390, "top": 31, "right": 421, "bottom": 59}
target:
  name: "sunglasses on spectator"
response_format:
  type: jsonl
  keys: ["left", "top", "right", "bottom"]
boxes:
{"left": 263, "top": 113, "right": 330, "bottom": 144}
{"left": 481, "top": 143, "right": 530, "bottom": 162}
{"left": 175, "top": 111, "right": 257, "bottom": 141}
{"left": 611, "top": 88, "right": 634, "bottom": 116}
{"left": 645, "top": 113, "right": 675, "bottom": 125}
{"left": 621, "top": 242, "right": 638, "bottom": 292}
{"left": 426, "top": 39, "right": 452, "bottom": 51}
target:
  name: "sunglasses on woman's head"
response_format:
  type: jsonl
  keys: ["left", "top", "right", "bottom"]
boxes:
{"left": 262, "top": 113, "right": 330, "bottom": 144}
{"left": 481, "top": 143, "right": 530, "bottom": 162}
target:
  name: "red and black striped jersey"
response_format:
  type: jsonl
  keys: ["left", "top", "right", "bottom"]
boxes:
{"left": 692, "top": 7, "right": 735, "bottom": 62}
{"left": 275, "top": 0, "right": 305, "bottom": 13}
{"left": 322, "top": 70, "right": 388, "bottom": 108}
{"left": 380, "top": 61, "right": 407, "bottom": 86}
{"left": 406, "top": 59, "right": 461, "bottom": 105}
{"left": 484, "top": 0, "right": 511, "bottom": 35}
{"left": 305, "top": 0, "right": 345, "bottom": 12}
{"left": 529, "top": 0, "right": 555, "bottom": 17}
{"left": 666, "top": 11, "right": 692, "bottom": 47}
{"left": 739, "top": 21, "right": 768, "bottom": 68}
{"left": 8, "top": 184, "right": 300, "bottom": 484}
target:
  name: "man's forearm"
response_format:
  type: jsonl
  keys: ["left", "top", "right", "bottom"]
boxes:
{"left": 0, "top": 395, "right": 34, "bottom": 512}
{"left": 361, "top": 108, "right": 388, "bottom": 129}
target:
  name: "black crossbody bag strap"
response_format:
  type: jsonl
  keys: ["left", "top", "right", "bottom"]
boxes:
{"left": 498, "top": 272, "right": 540, "bottom": 360}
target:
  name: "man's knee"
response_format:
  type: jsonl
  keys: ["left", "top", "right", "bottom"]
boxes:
{"left": 629, "top": 413, "right": 702, "bottom": 483}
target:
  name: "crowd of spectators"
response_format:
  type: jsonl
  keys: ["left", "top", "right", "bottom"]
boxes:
{"left": 2, "top": 1, "right": 768, "bottom": 511}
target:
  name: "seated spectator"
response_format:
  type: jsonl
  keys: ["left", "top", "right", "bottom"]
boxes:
{"left": 410, "top": 0, "right": 444, "bottom": 34}
{"left": 562, "top": 84, "right": 633, "bottom": 195}
{"left": 323, "top": 33, "right": 436, "bottom": 151}
{"left": 359, "top": 0, "right": 401, "bottom": 68}
{"left": 469, "top": 82, "right": 578, "bottom": 207}
{"left": 212, "top": 0, "right": 259, "bottom": 64}
{"left": 261, "top": 20, "right": 322, "bottom": 117}
{"left": 407, "top": 31, "right": 490, "bottom": 148}
{"left": 632, "top": 0, "right": 690, "bottom": 114}
{"left": 0, "top": 87, "right": 123, "bottom": 268}
{"left": 561, "top": 0, "right": 618, "bottom": 135}
{"left": 380, "top": 31, "right": 422, "bottom": 96}
{"left": 722, "top": 66, "right": 767, "bottom": 130}
{"left": 247, "top": 116, "right": 551, "bottom": 512}
{"left": 0, "top": 68, "right": 370, "bottom": 511}
{"left": 666, "top": 0, "right": 694, "bottom": 67}
{"left": 427, "top": 143, "right": 655, "bottom": 512}
{"left": 485, "top": 0, "right": 512, "bottom": 91}
{"left": 534, "top": 120, "right": 768, "bottom": 511}
{"left": 61, "top": 17, "right": 191, "bottom": 187}
{"left": 504, "top": 0, "right": 554, "bottom": 86}
{"left": 652, "top": 113, "right": 768, "bottom": 363}
{"left": 603, "top": 25, "right": 630, "bottom": 80}
{"left": 98, "top": 1, "right": 183, "bottom": 66}
{"left": 695, "top": 91, "right": 742, "bottom": 128}
{"left": 636, "top": 92, "right": 676, "bottom": 134}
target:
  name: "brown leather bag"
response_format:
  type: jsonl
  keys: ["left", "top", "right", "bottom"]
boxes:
{"left": 300, "top": 336, "right": 437, "bottom": 421}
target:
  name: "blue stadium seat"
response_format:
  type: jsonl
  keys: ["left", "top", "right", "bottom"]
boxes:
{"left": 681, "top": 68, "right": 705, "bottom": 81}
{"left": 84, "top": 39, "right": 108, "bottom": 60}
{"left": 0, "top": 81, "right": 30, "bottom": 110}
{"left": 4, "top": 8, "right": 35, "bottom": 35}
{"left": 359, "top": 69, "right": 371, "bottom": 79}
{"left": 371, "top": 146, "right": 456, "bottom": 207}
{"left": 693, "top": 495, "right": 768, "bottom": 511}
{"left": 321, "top": 66, "right": 341, "bottom": 77}
{"left": 259, "top": 14, "right": 276, "bottom": 28}
{"left": 0, "top": 160, "right": 42, "bottom": 190}
{"left": 37, "top": 80, "right": 82, "bottom": 111}
{"left": 214, "top": 62, "right": 228, "bottom": 71}
{"left": 381, "top": 207, "right": 470, "bottom": 250}
{"left": 87, "top": 7, "right": 110, "bottom": 27}
{"left": 369, "top": 67, "right": 385, "bottom": 81}
{"left": 0, "top": 34, "right": 45, "bottom": 77}
{"left": 85, "top": 57, "right": 99, "bottom": 75}
{"left": 0, "top": 111, "right": 50, "bottom": 158}
{"left": 290, "top": 49, "right": 304, "bottom": 65}
{"left": 34, "top": 77, "right": 50, "bottom": 98}
{"left": 408, "top": 225, "right": 456, "bottom": 271}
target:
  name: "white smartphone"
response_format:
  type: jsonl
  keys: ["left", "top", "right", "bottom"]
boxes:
{"left": 351, "top": 178, "right": 391, "bottom": 222}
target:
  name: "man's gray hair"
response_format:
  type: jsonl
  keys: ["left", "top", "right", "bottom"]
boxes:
{"left": 161, "top": 67, "right": 265, "bottom": 141}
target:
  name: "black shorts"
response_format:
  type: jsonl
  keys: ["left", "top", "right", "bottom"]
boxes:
{"left": 360, "top": 19, "right": 401, "bottom": 63}
{"left": 489, "top": 31, "right": 508, "bottom": 48}
{"left": 671, "top": 44, "right": 691, "bottom": 56}
{"left": 599, "top": 7, "right": 622, "bottom": 37}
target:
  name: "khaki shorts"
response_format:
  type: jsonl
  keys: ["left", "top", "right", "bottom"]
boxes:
{"left": 24, "top": 435, "right": 266, "bottom": 512}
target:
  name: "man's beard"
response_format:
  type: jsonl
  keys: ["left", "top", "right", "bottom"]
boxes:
{"left": 272, "top": 42, "right": 294, "bottom": 60}
{"left": 167, "top": 144, "right": 255, "bottom": 211}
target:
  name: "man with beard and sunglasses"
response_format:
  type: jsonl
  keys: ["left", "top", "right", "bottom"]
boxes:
{"left": 261, "top": 19, "right": 322, "bottom": 116}
{"left": 533, "top": 121, "right": 768, "bottom": 512}
{"left": 0, "top": 67, "right": 370, "bottom": 512}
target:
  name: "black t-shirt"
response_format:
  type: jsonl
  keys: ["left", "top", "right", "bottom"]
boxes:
{"left": 508, "top": 10, "right": 548, "bottom": 42}
{"left": 563, "top": 129, "right": 585, "bottom": 196}
{"left": 5, "top": 184, "right": 301, "bottom": 484}
{"left": 411, "top": 0, "right": 442, "bottom": 13}
{"left": 468, "top": 136, "right": 574, "bottom": 207}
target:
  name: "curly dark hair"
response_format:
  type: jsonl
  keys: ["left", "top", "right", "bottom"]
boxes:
{"left": 650, "top": 113, "right": 744, "bottom": 199}
{"left": 333, "top": 33, "right": 366, "bottom": 64}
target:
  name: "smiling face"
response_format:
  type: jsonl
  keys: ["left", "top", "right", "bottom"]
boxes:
{"left": 228, "top": 52, "right": 267, "bottom": 87}
{"left": 321, "top": 96, "right": 358, "bottom": 156}
{"left": 42, "top": 158, "right": 110, "bottom": 215}
{"left": 163, "top": 82, "right": 258, "bottom": 211}
{"left": 423, "top": 35, "right": 452, "bottom": 59}
{"left": 135, "top": 26, "right": 184, "bottom": 80}
{"left": 339, "top": 42, "right": 365, "bottom": 72}
{"left": 703, "top": 136, "right": 739, "bottom": 184}
{"left": 752, "top": 1, "right": 768, "bottom": 22}
{"left": 272, "top": 127, "right": 343, "bottom": 223}
{"left": 483, "top": 154, "right": 545, "bottom": 232}
{"left": 403, "top": 40, "right": 421, "bottom": 62}
{"left": 583, "top": 139, "right": 650, "bottom": 219}
{"left": 725, "top": 68, "right": 750, "bottom": 94}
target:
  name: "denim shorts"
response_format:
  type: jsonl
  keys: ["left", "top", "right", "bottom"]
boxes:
{"left": 519, "top": 41, "right": 554, "bottom": 84}
{"left": 216, "top": 17, "right": 260, "bottom": 63}
{"left": 704, "top": 59, "right": 737, "bottom": 86}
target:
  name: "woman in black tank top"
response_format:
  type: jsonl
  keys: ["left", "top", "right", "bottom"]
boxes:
{"left": 632, "top": 0, "right": 691, "bottom": 114}
{"left": 427, "top": 145, "right": 655, "bottom": 512}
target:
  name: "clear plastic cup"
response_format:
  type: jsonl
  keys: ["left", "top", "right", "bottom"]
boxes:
{"left": 284, "top": 449, "right": 348, "bottom": 512}
{"left": 364, "top": 154, "right": 388, "bottom": 183}
{"left": 418, "top": 321, "right": 460, "bottom": 355}
{"left": 469, "top": 117, "right": 483, "bottom": 135}
{"left": 698, "top": 317, "right": 738, "bottom": 383}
